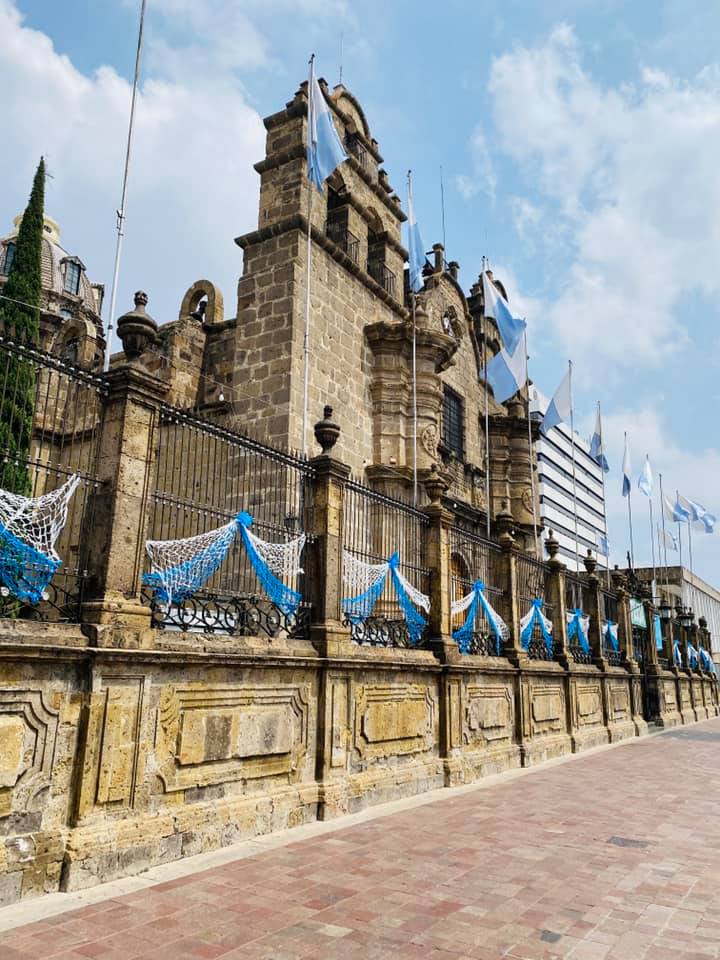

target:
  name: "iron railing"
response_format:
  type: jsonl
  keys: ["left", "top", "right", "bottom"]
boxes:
{"left": 143, "top": 405, "right": 314, "bottom": 638}
{"left": 342, "top": 479, "right": 429, "bottom": 647}
{"left": 326, "top": 217, "right": 360, "bottom": 265}
{"left": 632, "top": 625, "right": 647, "bottom": 663}
{"left": 516, "top": 554, "right": 555, "bottom": 660}
{"left": 368, "top": 259, "right": 397, "bottom": 298}
{"left": 449, "top": 525, "right": 504, "bottom": 655}
{"left": 0, "top": 324, "right": 106, "bottom": 622}
{"left": 344, "top": 134, "right": 369, "bottom": 169}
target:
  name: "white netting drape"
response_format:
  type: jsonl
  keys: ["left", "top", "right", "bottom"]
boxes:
{"left": 520, "top": 603, "right": 553, "bottom": 636}
{"left": 144, "top": 519, "right": 238, "bottom": 606}
{"left": 342, "top": 550, "right": 389, "bottom": 596}
{"left": 0, "top": 475, "right": 81, "bottom": 560}
{"left": 243, "top": 526, "right": 305, "bottom": 581}
{"left": 451, "top": 590, "right": 476, "bottom": 617}
{"left": 392, "top": 566, "right": 430, "bottom": 612}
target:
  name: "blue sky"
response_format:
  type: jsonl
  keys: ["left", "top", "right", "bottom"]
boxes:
{"left": 3, "top": 0, "right": 720, "bottom": 584}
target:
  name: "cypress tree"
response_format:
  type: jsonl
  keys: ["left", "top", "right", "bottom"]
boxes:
{"left": 0, "top": 158, "right": 45, "bottom": 494}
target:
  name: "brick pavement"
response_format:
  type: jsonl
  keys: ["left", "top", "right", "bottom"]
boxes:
{"left": 2, "top": 722, "right": 720, "bottom": 960}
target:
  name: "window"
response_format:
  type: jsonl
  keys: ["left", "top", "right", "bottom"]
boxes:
{"left": 442, "top": 387, "right": 464, "bottom": 460}
{"left": 64, "top": 261, "right": 81, "bottom": 295}
{"left": 2, "top": 243, "right": 15, "bottom": 275}
{"left": 62, "top": 339, "right": 79, "bottom": 364}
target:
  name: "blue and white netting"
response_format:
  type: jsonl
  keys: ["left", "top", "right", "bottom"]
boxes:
{"left": 451, "top": 580, "right": 509, "bottom": 654}
{"left": 0, "top": 475, "right": 81, "bottom": 603}
{"left": 342, "top": 550, "right": 430, "bottom": 646}
{"left": 673, "top": 639, "right": 682, "bottom": 667}
{"left": 688, "top": 643, "right": 699, "bottom": 669}
{"left": 520, "top": 599, "right": 553, "bottom": 655}
{"left": 144, "top": 511, "right": 305, "bottom": 616}
{"left": 566, "top": 608, "right": 591, "bottom": 653}
{"left": 700, "top": 647, "right": 716, "bottom": 674}
{"left": 602, "top": 620, "right": 619, "bottom": 652}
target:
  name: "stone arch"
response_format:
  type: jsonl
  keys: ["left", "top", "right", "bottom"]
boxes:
{"left": 179, "top": 280, "right": 224, "bottom": 326}
{"left": 49, "top": 316, "right": 97, "bottom": 368}
{"left": 332, "top": 88, "right": 371, "bottom": 141}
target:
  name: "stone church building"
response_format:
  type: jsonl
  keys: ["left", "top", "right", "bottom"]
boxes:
{"left": 1, "top": 78, "right": 539, "bottom": 553}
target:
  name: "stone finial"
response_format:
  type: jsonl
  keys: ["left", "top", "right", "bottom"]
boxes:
{"left": 117, "top": 291, "right": 159, "bottom": 359}
{"left": 313, "top": 405, "right": 340, "bottom": 454}
{"left": 432, "top": 243, "right": 444, "bottom": 273}
{"left": 496, "top": 498, "right": 515, "bottom": 546}
{"left": 583, "top": 549, "right": 597, "bottom": 575}
{"left": 544, "top": 529, "right": 560, "bottom": 561}
{"left": 611, "top": 564, "right": 628, "bottom": 593}
{"left": 448, "top": 261, "right": 459, "bottom": 280}
{"left": 423, "top": 462, "right": 448, "bottom": 505}
{"left": 699, "top": 615, "right": 708, "bottom": 630}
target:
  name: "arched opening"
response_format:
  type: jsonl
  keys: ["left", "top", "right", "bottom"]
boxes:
{"left": 325, "top": 175, "right": 357, "bottom": 264}
{"left": 366, "top": 208, "right": 395, "bottom": 297}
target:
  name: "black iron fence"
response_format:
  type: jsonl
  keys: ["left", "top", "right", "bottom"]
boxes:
{"left": 449, "top": 525, "right": 504, "bottom": 655}
{"left": 342, "top": 478, "right": 429, "bottom": 647}
{"left": 143, "top": 404, "right": 314, "bottom": 638}
{"left": 0, "top": 324, "right": 105, "bottom": 622}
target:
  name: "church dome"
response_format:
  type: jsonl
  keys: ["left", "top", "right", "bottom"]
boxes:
{"left": 0, "top": 214, "right": 103, "bottom": 319}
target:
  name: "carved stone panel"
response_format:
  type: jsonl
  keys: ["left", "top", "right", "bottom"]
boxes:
{"left": 155, "top": 683, "right": 310, "bottom": 792}
{"left": 96, "top": 682, "right": 144, "bottom": 805}
{"left": 609, "top": 682, "right": 630, "bottom": 719}
{"left": 530, "top": 685, "right": 564, "bottom": 735}
{"left": 354, "top": 683, "right": 435, "bottom": 760}
{"left": 576, "top": 684, "right": 603, "bottom": 727}
{"left": 0, "top": 689, "right": 59, "bottom": 819}
{"left": 465, "top": 684, "right": 513, "bottom": 746}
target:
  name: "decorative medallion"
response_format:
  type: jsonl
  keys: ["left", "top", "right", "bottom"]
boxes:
{"left": 521, "top": 486, "right": 535, "bottom": 515}
{"left": 421, "top": 424, "right": 438, "bottom": 458}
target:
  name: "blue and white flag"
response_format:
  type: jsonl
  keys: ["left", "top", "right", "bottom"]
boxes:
{"left": 596, "top": 531, "right": 609, "bottom": 557}
{"left": 406, "top": 179, "right": 426, "bottom": 294}
{"left": 622, "top": 434, "right": 631, "bottom": 497}
{"left": 306, "top": 59, "right": 347, "bottom": 191}
{"left": 663, "top": 496, "right": 688, "bottom": 524}
{"left": 658, "top": 524, "right": 678, "bottom": 551}
{"left": 694, "top": 512, "right": 716, "bottom": 534}
{"left": 485, "top": 341, "right": 527, "bottom": 404}
{"left": 677, "top": 493, "right": 706, "bottom": 523}
{"left": 638, "top": 456, "right": 653, "bottom": 498}
{"left": 482, "top": 272, "right": 526, "bottom": 356}
{"left": 589, "top": 405, "right": 609, "bottom": 472}
{"left": 541, "top": 368, "right": 571, "bottom": 436}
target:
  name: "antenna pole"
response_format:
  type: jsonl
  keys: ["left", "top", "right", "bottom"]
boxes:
{"left": 105, "top": 0, "right": 147, "bottom": 370}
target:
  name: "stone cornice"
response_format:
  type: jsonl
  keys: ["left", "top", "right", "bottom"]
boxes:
{"left": 235, "top": 214, "right": 409, "bottom": 320}
{"left": 364, "top": 318, "right": 458, "bottom": 370}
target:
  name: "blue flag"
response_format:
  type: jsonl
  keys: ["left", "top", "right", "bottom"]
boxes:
{"left": 596, "top": 532, "right": 609, "bottom": 557}
{"left": 638, "top": 456, "right": 653, "bottom": 498}
{"left": 307, "top": 59, "right": 347, "bottom": 191}
{"left": 663, "top": 496, "right": 689, "bottom": 524}
{"left": 485, "top": 341, "right": 527, "bottom": 404}
{"left": 622, "top": 434, "right": 631, "bottom": 497}
{"left": 406, "top": 179, "right": 425, "bottom": 294}
{"left": 482, "top": 272, "right": 527, "bottom": 356}
{"left": 589, "top": 404, "right": 609, "bottom": 472}
{"left": 540, "top": 368, "right": 571, "bottom": 435}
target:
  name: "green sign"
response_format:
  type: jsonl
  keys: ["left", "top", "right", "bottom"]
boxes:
{"left": 630, "top": 598, "right": 647, "bottom": 628}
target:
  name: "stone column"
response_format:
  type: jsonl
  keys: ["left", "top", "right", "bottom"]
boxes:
{"left": 81, "top": 294, "right": 167, "bottom": 631}
{"left": 306, "top": 407, "right": 352, "bottom": 657}
{"left": 494, "top": 502, "right": 522, "bottom": 662}
{"left": 422, "top": 465, "right": 458, "bottom": 663}
{"left": 545, "top": 531, "right": 569, "bottom": 665}
{"left": 644, "top": 598, "right": 659, "bottom": 667}
{"left": 612, "top": 569, "right": 634, "bottom": 667}
{"left": 582, "top": 551, "right": 605, "bottom": 665}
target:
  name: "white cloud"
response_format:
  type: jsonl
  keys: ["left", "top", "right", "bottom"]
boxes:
{"left": 486, "top": 24, "right": 720, "bottom": 370}
{"left": 455, "top": 125, "right": 497, "bottom": 201}
{"left": 0, "top": 0, "right": 266, "bottom": 333}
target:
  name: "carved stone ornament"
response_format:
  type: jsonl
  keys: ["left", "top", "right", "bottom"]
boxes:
{"left": 421, "top": 423, "right": 438, "bottom": 458}
{"left": 521, "top": 486, "right": 534, "bottom": 515}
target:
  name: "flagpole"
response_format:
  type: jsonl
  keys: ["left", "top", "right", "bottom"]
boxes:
{"left": 568, "top": 360, "right": 580, "bottom": 571}
{"left": 648, "top": 488, "right": 657, "bottom": 599}
{"left": 597, "top": 401, "right": 610, "bottom": 587}
{"left": 625, "top": 432, "right": 635, "bottom": 569}
{"left": 482, "top": 261, "right": 491, "bottom": 540}
{"left": 104, "top": 0, "right": 147, "bottom": 371}
{"left": 523, "top": 332, "right": 540, "bottom": 559}
{"left": 659, "top": 472, "right": 670, "bottom": 589}
{"left": 407, "top": 171, "right": 419, "bottom": 507}
{"left": 301, "top": 55, "right": 316, "bottom": 456}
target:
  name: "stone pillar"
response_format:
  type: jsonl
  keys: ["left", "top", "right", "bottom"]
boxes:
{"left": 612, "top": 569, "right": 634, "bottom": 667}
{"left": 582, "top": 551, "right": 605, "bottom": 665}
{"left": 644, "top": 598, "right": 659, "bottom": 667}
{"left": 422, "top": 465, "right": 457, "bottom": 662}
{"left": 545, "top": 531, "right": 569, "bottom": 664}
{"left": 306, "top": 407, "right": 352, "bottom": 657}
{"left": 81, "top": 296, "right": 167, "bottom": 630}
{"left": 494, "top": 502, "right": 522, "bottom": 662}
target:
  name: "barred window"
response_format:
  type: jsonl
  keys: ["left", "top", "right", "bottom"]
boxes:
{"left": 2, "top": 243, "right": 15, "bottom": 275}
{"left": 64, "top": 261, "right": 81, "bottom": 295}
{"left": 442, "top": 387, "right": 464, "bottom": 460}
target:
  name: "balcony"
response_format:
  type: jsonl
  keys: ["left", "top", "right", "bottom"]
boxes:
{"left": 344, "top": 134, "right": 368, "bottom": 169}
{"left": 368, "top": 259, "right": 396, "bottom": 298}
{"left": 325, "top": 218, "right": 360, "bottom": 264}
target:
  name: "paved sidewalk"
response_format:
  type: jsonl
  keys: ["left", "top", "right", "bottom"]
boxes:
{"left": 2, "top": 722, "right": 720, "bottom": 960}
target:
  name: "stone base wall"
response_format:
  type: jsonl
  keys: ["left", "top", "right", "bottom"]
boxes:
{"left": 0, "top": 623, "right": 717, "bottom": 906}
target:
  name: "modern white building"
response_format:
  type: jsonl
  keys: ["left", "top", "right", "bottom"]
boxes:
{"left": 530, "top": 388, "right": 608, "bottom": 572}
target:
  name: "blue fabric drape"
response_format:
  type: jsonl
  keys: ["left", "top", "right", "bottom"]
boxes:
{"left": 0, "top": 523, "right": 60, "bottom": 604}
{"left": 453, "top": 580, "right": 503, "bottom": 655}
{"left": 567, "top": 608, "right": 590, "bottom": 652}
{"left": 520, "top": 599, "right": 553, "bottom": 656}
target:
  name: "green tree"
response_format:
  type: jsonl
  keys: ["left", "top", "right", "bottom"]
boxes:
{"left": 0, "top": 158, "right": 44, "bottom": 494}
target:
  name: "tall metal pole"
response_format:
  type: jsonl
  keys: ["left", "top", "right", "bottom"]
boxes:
{"left": 597, "top": 401, "right": 611, "bottom": 587}
{"left": 659, "top": 471, "right": 670, "bottom": 587}
{"left": 481, "top": 261, "right": 491, "bottom": 539}
{"left": 411, "top": 292, "right": 418, "bottom": 507}
{"left": 523, "top": 333, "right": 540, "bottom": 559}
{"left": 105, "top": 0, "right": 147, "bottom": 370}
{"left": 301, "top": 55, "right": 315, "bottom": 455}
{"left": 649, "top": 493, "right": 657, "bottom": 599}
{"left": 568, "top": 360, "right": 580, "bottom": 572}
{"left": 625, "top": 432, "right": 635, "bottom": 568}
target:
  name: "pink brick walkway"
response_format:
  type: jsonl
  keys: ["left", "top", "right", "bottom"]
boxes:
{"left": 3, "top": 722, "right": 720, "bottom": 959}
